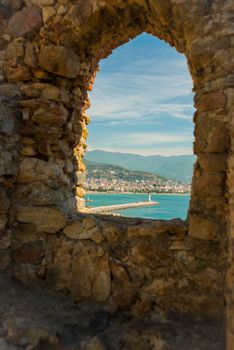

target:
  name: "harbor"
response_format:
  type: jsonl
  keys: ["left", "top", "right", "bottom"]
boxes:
{"left": 85, "top": 193, "right": 189, "bottom": 220}
{"left": 88, "top": 200, "right": 159, "bottom": 214}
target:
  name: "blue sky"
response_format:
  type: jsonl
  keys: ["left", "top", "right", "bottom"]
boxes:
{"left": 88, "top": 33, "right": 195, "bottom": 156}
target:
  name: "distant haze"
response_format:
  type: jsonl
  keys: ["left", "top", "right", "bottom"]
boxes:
{"left": 85, "top": 150, "right": 196, "bottom": 183}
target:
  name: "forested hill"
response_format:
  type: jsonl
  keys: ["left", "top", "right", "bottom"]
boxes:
{"left": 85, "top": 160, "right": 167, "bottom": 182}
{"left": 85, "top": 150, "right": 195, "bottom": 183}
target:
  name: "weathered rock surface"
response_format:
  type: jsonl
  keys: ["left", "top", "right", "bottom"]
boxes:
{"left": 0, "top": 0, "right": 233, "bottom": 347}
{"left": 64, "top": 220, "right": 103, "bottom": 243}
{"left": 0, "top": 273, "right": 226, "bottom": 350}
{"left": 6, "top": 317, "right": 59, "bottom": 346}
{"left": 70, "top": 243, "right": 110, "bottom": 301}
{"left": 39, "top": 45, "right": 81, "bottom": 78}
{"left": 32, "top": 104, "right": 69, "bottom": 126}
{"left": 8, "top": 6, "right": 42, "bottom": 37}
{"left": 189, "top": 215, "right": 216, "bottom": 240}
{"left": 16, "top": 207, "right": 66, "bottom": 233}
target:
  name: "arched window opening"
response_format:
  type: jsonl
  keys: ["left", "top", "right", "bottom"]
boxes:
{"left": 85, "top": 33, "right": 195, "bottom": 220}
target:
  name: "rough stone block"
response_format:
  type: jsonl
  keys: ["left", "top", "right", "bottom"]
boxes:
{"left": 32, "top": 104, "right": 68, "bottom": 126}
{"left": 102, "top": 223, "right": 122, "bottom": 242}
{"left": 28, "top": 189, "right": 63, "bottom": 206}
{"left": 24, "top": 42, "right": 37, "bottom": 67}
{"left": 83, "top": 215, "right": 98, "bottom": 230}
{"left": 196, "top": 91, "right": 227, "bottom": 112}
{"left": 31, "top": 0, "right": 55, "bottom": 6}
{"left": 193, "top": 173, "right": 224, "bottom": 197}
{"left": 130, "top": 239, "right": 170, "bottom": 269}
{"left": 16, "top": 207, "right": 67, "bottom": 233}
{"left": 127, "top": 220, "right": 187, "bottom": 238}
{"left": 42, "top": 6, "right": 56, "bottom": 23}
{"left": 13, "top": 241, "right": 44, "bottom": 264}
{"left": 198, "top": 154, "right": 227, "bottom": 172}
{"left": 192, "top": 268, "right": 223, "bottom": 291}
{"left": 63, "top": 220, "right": 84, "bottom": 239}
{"left": 71, "top": 244, "right": 110, "bottom": 302}
{"left": 144, "top": 278, "right": 175, "bottom": 296}
{"left": 6, "top": 41, "right": 24, "bottom": 59}
{"left": 189, "top": 214, "right": 216, "bottom": 240}
{"left": 64, "top": 219, "right": 103, "bottom": 243}
{"left": 39, "top": 45, "right": 81, "bottom": 78}
{"left": 5, "top": 63, "right": 32, "bottom": 82}
{"left": 195, "top": 115, "right": 229, "bottom": 153}
{"left": 8, "top": 6, "right": 42, "bottom": 37}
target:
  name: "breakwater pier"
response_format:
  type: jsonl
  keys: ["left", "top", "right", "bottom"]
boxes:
{"left": 88, "top": 201, "right": 159, "bottom": 214}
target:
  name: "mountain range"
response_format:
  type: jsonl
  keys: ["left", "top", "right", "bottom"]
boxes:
{"left": 85, "top": 150, "right": 196, "bottom": 183}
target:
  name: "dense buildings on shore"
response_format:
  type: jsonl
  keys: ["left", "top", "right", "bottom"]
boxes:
{"left": 86, "top": 177, "right": 191, "bottom": 193}
{"left": 85, "top": 150, "right": 195, "bottom": 183}
{"left": 85, "top": 161, "right": 191, "bottom": 194}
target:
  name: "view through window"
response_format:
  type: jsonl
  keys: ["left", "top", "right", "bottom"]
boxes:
{"left": 85, "top": 33, "right": 195, "bottom": 220}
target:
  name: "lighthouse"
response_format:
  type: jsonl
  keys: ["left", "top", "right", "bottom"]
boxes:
{"left": 148, "top": 193, "right": 151, "bottom": 202}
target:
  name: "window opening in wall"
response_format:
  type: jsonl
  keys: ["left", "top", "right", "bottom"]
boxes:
{"left": 85, "top": 33, "right": 195, "bottom": 220}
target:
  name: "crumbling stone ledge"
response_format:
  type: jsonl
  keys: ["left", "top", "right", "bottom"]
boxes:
{"left": 11, "top": 213, "right": 226, "bottom": 318}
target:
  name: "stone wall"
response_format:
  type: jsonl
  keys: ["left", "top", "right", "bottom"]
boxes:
{"left": 0, "top": 0, "right": 233, "bottom": 348}
{"left": 13, "top": 213, "right": 227, "bottom": 318}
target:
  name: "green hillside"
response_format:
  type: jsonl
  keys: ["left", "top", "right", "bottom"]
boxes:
{"left": 85, "top": 150, "right": 195, "bottom": 183}
{"left": 85, "top": 160, "right": 167, "bottom": 182}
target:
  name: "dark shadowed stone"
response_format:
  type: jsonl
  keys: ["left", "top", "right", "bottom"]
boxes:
{"left": 6, "top": 317, "right": 58, "bottom": 347}
{"left": 0, "top": 2, "right": 12, "bottom": 18}
{"left": 89, "top": 311, "right": 110, "bottom": 335}
{"left": 9, "top": 0, "right": 24, "bottom": 11}
{"left": 84, "top": 336, "right": 107, "bottom": 350}
{"left": 38, "top": 45, "right": 81, "bottom": 78}
{"left": 8, "top": 6, "right": 42, "bottom": 37}
{"left": 0, "top": 115, "right": 15, "bottom": 135}
{"left": 0, "top": 250, "right": 10, "bottom": 270}
{"left": 0, "top": 38, "right": 8, "bottom": 50}
{"left": 0, "top": 84, "right": 22, "bottom": 99}
{"left": 13, "top": 241, "right": 44, "bottom": 264}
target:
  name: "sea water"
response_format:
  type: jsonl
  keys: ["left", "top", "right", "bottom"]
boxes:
{"left": 86, "top": 193, "right": 190, "bottom": 220}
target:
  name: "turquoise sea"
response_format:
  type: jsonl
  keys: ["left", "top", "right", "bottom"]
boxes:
{"left": 86, "top": 193, "right": 190, "bottom": 220}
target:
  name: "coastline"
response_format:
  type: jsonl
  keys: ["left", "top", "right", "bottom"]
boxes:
{"left": 85, "top": 191, "right": 190, "bottom": 221}
{"left": 86, "top": 191, "right": 190, "bottom": 196}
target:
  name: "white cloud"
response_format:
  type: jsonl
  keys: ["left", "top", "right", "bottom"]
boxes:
{"left": 103, "top": 132, "right": 193, "bottom": 146}
{"left": 87, "top": 131, "right": 194, "bottom": 156}
{"left": 88, "top": 60, "right": 194, "bottom": 124}
{"left": 87, "top": 34, "right": 195, "bottom": 157}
